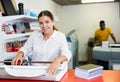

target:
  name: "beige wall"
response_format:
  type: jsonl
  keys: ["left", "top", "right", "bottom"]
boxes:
{"left": 60, "top": 2, "right": 120, "bottom": 61}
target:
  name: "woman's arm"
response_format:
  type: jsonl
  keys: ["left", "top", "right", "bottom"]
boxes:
{"left": 11, "top": 31, "right": 36, "bottom": 65}
{"left": 46, "top": 32, "right": 71, "bottom": 75}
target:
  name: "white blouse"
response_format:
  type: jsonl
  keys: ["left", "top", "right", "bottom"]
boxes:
{"left": 19, "top": 30, "right": 72, "bottom": 62}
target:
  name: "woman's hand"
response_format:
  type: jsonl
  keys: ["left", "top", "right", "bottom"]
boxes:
{"left": 11, "top": 51, "right": 24, "bottom": 65}
{"left": 46, "top": 55, "right": 67, "bottom": 75}
{"left": 46, "top": 57, "right": 61, "bottom": 75}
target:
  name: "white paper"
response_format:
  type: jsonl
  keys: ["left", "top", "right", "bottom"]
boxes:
{"left": 4, "top": 65, "right": 46, "bottom": 77}
{"left": 102, "top": 41, "right": 109, "bottom": 48}
{"left": 4, "top": 63, "right": 64, "bottom": 77}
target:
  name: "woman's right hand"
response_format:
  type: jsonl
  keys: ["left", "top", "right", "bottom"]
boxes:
{"left": 11, "top": 51, "right": 24, "bottom": 65}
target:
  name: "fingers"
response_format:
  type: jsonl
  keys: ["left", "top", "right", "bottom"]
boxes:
{"left": 46, "top": 63, "right": 59, "bottom": 75}
{"left": 11, "top": 52, "right": 24, "bottom": 65}
{"left": 46, "top": 60, "right": 61, "bottom": 75}
{"left": 11, "top": 58, "right": 23, "bottom": 65}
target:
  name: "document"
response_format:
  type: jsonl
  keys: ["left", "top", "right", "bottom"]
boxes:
{"left": 4, "top": 65, "right": 46, "bottom": 77}
{"left": 75, "top": 64, "right": 103, "bottom": 79}
{"left": 0, "top": 62, "right": 68, "bottom": 81}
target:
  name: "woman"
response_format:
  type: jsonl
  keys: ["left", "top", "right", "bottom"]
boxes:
{"left": 11, "top": 10, "right": 72, "bottom": 75}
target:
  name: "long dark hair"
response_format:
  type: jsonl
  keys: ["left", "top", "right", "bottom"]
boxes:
{"left": 38, "top": 10, "right": 58, "bottom": 31}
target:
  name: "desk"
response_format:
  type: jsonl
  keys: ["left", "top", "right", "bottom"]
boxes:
{"left": 0, "top": 69, "right": 120, "bottom": 82}
{"left": 93, "top": 46, "right": 120, "bottom": 69}
{"left": 75, "top": 70, "right": 120, "bottom": 82}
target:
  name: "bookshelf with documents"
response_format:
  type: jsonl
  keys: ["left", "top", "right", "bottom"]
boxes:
{"left": 0, "top": 15, "right": 39, "bottom": 62}
{"left": 75, "top": 64, "right": 103, "bottom": 79}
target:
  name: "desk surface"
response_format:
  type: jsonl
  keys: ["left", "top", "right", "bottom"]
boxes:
{"left": 0, "top": 69, "right": 120, "bottom": 82}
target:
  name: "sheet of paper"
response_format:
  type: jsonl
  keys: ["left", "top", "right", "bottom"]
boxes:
{"left": 4, "top": 65, "right": 46, "bottom": 77}
{"left": 4, "top": 63, "right": 64, "bottom": 77}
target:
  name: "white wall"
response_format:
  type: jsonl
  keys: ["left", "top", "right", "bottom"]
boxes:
{"left": 15, "top": 0, "right": 61, "bottom": 26}
{"left": 61, "top": 2, "right": 120, "bottom": 61}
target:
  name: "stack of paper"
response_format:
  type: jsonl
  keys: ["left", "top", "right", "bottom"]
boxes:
{"left": 102, "top": 41, "right": 109, "bottom": 48}
{"left": 75, "top": 64, "right": 103, "bottom": 79}
{"left": 4, "top": 65, "right": 47, "bottom": 77}
{"left": 0, "top": 62, "right": 68, "bottom": 81}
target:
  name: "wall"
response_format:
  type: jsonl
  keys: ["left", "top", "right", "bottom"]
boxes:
{"left": 15, "top": 0, "right": 61, "bottom": 26}
{"left": 61, "top": 2, "right": 120, "bottom": 61}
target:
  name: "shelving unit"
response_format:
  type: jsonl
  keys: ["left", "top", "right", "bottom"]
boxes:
{"left": 0, "top": 15, "right": 37, "bottom": 23}
{"left": 5, "top": 32, "right": 31, "bottom": 40}
{"left": 0, "top": 15, "right": 38, "bottom": 62}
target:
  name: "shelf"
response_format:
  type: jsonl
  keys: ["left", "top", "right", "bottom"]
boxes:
{"left": 0, "top": 15, "right": 38, "bottom": 23}
{"left": 5, "top": 32, "right": 31, "bottom": 40}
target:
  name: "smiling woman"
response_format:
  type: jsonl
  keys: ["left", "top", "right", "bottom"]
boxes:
{"left": 11, "top": 10, "right": 72, "bottom": 75}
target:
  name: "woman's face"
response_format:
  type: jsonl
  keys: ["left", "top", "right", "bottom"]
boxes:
{"left": 39, "top": 16, "right": 54, "bottom": 34}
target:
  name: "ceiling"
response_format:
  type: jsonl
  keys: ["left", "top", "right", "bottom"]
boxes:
{"left": 53, "top": 0, "right": 120, "bottom": 6}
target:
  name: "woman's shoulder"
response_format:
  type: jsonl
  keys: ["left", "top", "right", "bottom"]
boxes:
{"left": 55, "top": 30, "right": 65, "bottom": 37}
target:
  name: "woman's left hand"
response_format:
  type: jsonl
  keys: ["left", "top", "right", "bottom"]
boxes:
{"left": 46, "top": 57, "right": 61, "bottom": 75}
